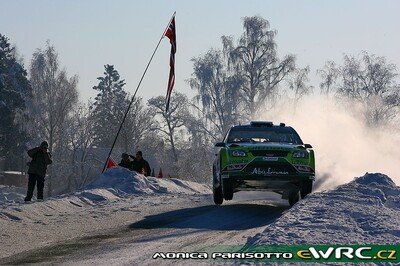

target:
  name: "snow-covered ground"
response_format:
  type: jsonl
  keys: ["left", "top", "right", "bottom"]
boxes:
{"left": 0, "top": 185, "right": 26, "bottom": 204}
{"left": 0, "top": 169, "right": 399, "bottom": 265}
{"left": 0, "top": 167, "right": 212, "bottom": 261}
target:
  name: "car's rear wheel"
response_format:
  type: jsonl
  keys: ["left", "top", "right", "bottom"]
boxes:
{"left": 213, "top": 184, "right": 223, "bottom": 205}
{"left": 222, "top": 179, "right": 234, "bottom": 200}
{"left": 288, "top": 191, "right": 300, "bottom": 206}
{"left": 300, "top": 180, "right": 313, "bottom": 198}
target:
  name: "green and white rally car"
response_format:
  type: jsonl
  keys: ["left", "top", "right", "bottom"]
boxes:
{"left": 213, "top": 121, "right": 315, "bottom": 206}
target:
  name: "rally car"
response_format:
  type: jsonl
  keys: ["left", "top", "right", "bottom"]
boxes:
{"left": 213, "top": 121, "right": 315, "bottom": 206}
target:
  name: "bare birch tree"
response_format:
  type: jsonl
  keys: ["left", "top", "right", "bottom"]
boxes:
{"left": 318, "top": 52, "right": 400, "bottom": 126}
{"left": 28, "top": 41, "right": 78, "bottom": 195}
{"left": 225, "top": 16, "right": 296, "bottom": 118}
{"left": 148, "top": 92, "right": 190, "bottom": 163}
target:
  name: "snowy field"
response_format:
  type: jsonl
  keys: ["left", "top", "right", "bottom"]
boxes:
{"left": 0, "top": 169, "right": 399, "bottom": 265}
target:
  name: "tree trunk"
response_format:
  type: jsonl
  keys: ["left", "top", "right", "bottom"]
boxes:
{"left": 166, "top": 121, "right": 178, "bottom": 163}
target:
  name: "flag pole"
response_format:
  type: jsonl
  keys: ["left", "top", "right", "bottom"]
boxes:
{"left": 102, "top": 11, "right": 176, "bottom": 173}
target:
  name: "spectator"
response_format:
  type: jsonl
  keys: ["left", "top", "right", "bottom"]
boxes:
{"left": 131, "top": 151, "right": 151, "bottom": 177}
{"left": 118, "top": 153, "right": 133, "bottom": 170}
{"left": 25, "top": 141, "right": 52, "bottom": 202}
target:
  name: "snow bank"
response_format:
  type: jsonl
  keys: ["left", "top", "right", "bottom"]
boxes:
{"left": 247, "top": 173, "right": 400, "bottom": 245}
{"left": 0, "top": 167, "right": 209, "bottom": 208}
{"left": 86, "top": 167, "right": 210, "bottom": 195}
{"left": 0, "top": 185, "right": 26, "bottom": 204}
{"left": 0, "top": 168, "right": 210, "bottom": 225}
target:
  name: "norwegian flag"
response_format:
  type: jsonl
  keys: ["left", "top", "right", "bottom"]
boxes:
{"left": 165, "top": 16, "right": 176, "bottom": 112}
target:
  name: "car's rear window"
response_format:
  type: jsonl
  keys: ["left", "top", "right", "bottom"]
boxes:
{"left": 226, "top": 127, "right": 303, "bottom": 144}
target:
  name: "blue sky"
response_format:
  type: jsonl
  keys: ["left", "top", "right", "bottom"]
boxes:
{"left": 1, "top": 0, "right": 399, "bottom": 101}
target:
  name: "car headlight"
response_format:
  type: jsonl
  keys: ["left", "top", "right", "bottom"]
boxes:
{"left": 231, "top": 150, "right": 247, "bottom": 157}
{"left": 294, "top": 165, "right": 314, "bottom": 172}
{"left": 293, "top": 150, "right": 309, "bottom": 158}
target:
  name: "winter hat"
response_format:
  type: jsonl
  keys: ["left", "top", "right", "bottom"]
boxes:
{"left": 40, "top": 141, "right": 49, "bottom": 148}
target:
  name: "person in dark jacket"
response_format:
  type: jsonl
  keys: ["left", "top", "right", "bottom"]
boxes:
{"left": 131, "top": 151, "right": 151, "bottom": 177}
{"left": 118, "top": 153, "right": 133, "bottom": 170}
{"left": 25, "top": 141, "right": 52, "bottom": 202}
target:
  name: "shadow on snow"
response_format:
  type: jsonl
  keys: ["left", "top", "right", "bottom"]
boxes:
{"left": 129, "top": 202, "right": 288, "bottom": 231}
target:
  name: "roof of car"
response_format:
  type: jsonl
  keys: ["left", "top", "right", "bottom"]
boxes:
{"left": 231, "top": 121, "right": 290, "bottom": 129}
{"left": 225, "top": 122, "right": 303, "bottom": 144}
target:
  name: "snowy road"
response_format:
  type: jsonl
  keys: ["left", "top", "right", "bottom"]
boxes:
{"left": 2, "top": 192, "right": 288, "bottom": 265}
{"left": 2, "top": 170, "right": 398, "bottom": 265}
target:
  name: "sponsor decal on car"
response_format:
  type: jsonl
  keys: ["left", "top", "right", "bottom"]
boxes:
{"left": 262, "top": 157, "right": 279, "bottom": 161}
{"left": 251, "top": 167, "right": 289, "bottom": 176}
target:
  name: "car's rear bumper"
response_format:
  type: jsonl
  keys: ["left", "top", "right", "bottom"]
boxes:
{"left": 221, "top": 157, "right": 315, "bottom": 191}
{"left": 220, "top": 157, "right": 314, "bottom": 192}
{"left": 222, "top": 174, "right": 314, "bottom": 192}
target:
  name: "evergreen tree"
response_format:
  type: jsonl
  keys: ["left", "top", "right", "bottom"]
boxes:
{"left": 90, "top": 64, "right": 128, "bottom": 148}
{"left": 0, "top": 34, "right": 31, "bottom": 170}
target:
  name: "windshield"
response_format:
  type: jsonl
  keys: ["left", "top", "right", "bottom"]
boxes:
{"left": 226, "top": 127, "right": 303, "bottom": 144}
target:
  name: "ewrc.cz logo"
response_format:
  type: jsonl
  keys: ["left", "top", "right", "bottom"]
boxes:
{"left": 153, "top": 252, "right": 292, "bottom": 260}
{"left": 297, "top": 246, "right": 397, "bottom": 261}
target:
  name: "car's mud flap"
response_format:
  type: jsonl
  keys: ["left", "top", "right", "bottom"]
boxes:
{"left": 281, "top": 188, "right": 299, "bottom": 200}
{"left": 282, "top": 190, "right": 290, "bottom": 199}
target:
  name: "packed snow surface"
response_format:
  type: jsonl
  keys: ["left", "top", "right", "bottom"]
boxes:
{"left": 246, "top": 173, "right": 400, "bottom": 245}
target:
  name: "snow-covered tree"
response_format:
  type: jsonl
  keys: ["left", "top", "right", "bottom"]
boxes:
{"left": 90, "top": 64, "right": 128, "bottom": 148}
{"left": 119, "top": 96, "right": 153, "bottom": 152}
{"left": 0, "top": 34, "right": 31, "bottom": 170}
{"left": 189, "top": 49, "right": 242, "bottom": 139}
{"left": 317, "top": 61, "right": 339, "bottom": 96}
{"left": 287, "top": 66, "right": 313, "bottom": 108}
{"left": 148, "top": 92, "right": 190, "bottom": 163}
{"left": 189, "top": 16, "right": 301, "bottom": 141}
{"left": 90, "top": 64, "right": 152, "bottom": 153}
{"left": 67, "top": 103, "right": 97, "bottom": 190}
{"left": 318, "top": 52, "right": 400, "bottom": 126}
{"left": 28, "top": 41, "right": 79, "bottom": 195}
{"left": 224, "top": 16, "right": 296, "bottom": 118}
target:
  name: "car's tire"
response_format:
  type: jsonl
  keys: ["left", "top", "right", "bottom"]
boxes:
{"left": 288, "top": 191, "right": 300, "bottom": 206}
{"left": 300, "top": 180, "right": 313, "bottom": 199}
{"left": 213, "top": 184, "right": 223, "bottom": 205}
{"left": 222, "top": 179, "right": 234, "bottom": 200}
